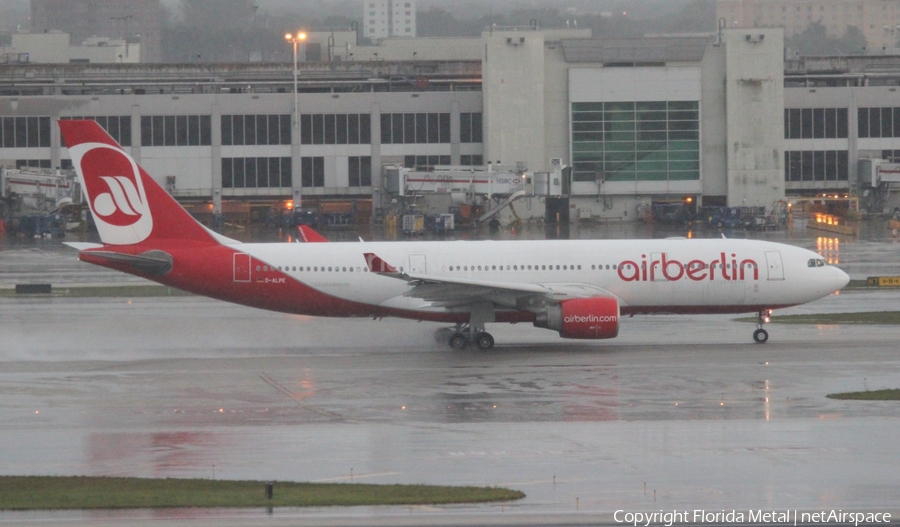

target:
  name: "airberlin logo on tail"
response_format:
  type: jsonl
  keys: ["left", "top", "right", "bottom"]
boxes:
{"left": 93, "top": 176, "right": 145, "bottom": 224}
{"left": 69, "top": 143, "right": 153, "bottom": 245}
{"left": 617, "top": 253, "right": 759, "bottom": 282}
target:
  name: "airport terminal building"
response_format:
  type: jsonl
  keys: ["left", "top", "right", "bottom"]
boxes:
{"left": 2, "top": 27, "right": 899, "bottom": 223}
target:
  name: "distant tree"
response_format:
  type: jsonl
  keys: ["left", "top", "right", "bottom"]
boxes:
{"left": 182, "top": 0, "right": 257, "bottom": 29}
{"left": 841, "top": 26, "right": 868, "bottom": 55}
{"left": 787, "top": 22, "right": 869, "bottom": 56}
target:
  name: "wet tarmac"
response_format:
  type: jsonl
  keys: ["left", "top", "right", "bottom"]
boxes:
{"left": 1, "top": 223, "right": 900, "bottom": 526}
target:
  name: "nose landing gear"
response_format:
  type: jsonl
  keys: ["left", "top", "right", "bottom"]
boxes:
{"left": 753, "top": 309, "right": 771, "bottom": 343}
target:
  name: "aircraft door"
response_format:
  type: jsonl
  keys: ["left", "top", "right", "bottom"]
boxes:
{"left": 765, "top": 251, "right": 784, "bottom": 281}
{"left": 233, "top": 252, "right": 251, "bottom": 282}
{"left": 651, "top": 252, "right": 666, "bottom": 281}
{"left": 409, "top": 254, "right": 426, "bottom": 274}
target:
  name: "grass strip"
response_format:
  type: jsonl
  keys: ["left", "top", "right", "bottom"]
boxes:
{"left": 827, "top": 389, "right": 900, "bottom": 401}
{"left": 0, "top": 476, "right": 524, "bottom": 510}
{"left": 737, "top": 311, "right": 900, "bottom": 325}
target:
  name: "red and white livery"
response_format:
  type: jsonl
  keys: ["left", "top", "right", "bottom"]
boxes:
{"left": 60, "top": 120, "right": 849, "bottom": 349}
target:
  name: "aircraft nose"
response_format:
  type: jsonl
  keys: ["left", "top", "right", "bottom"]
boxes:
{"left": 834, "top": 267, "right": 850, "bottom": 290}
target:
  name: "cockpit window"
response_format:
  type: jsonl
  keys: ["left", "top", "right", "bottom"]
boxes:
{"left": 808, "top": 258, "right": 827, "bottom": 268}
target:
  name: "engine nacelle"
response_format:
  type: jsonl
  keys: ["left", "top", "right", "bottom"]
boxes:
{"left": 533, "top": 297, "right": 620, "bottom": 339}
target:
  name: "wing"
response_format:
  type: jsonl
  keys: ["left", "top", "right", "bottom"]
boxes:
{"left": 363, "top": 252, "right": 621, "bottom": 310}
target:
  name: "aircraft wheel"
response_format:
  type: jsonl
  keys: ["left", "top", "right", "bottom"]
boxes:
{"left": 753, "top": 328, "right": 769, "bottom": 344}
{"left": 449, "top": 333, "right": 468, "bottom": 350}
{"left": 475, "top": 332, "right": 495, "bottom": 350}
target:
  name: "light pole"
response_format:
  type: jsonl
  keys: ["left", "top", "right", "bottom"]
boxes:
{"left": 285, "top": 31, "right": 306, "bottom": 210}
{"left": 285, "top": 31, "right": 306, "bottom": 127}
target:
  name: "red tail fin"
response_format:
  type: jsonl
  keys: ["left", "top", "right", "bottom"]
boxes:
{"left": 298, "top": 225, "right": 329, "bottom": 243}
{"left": 59, "top": 120, "right": 215, "bottom": 246}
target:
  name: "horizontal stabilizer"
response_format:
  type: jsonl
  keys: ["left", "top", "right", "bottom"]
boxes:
{"left": 63, "top": 242, "right": 103, "bottom": 251}
{"left": 82, "top": 249, "right": 173, "bottom": 276}
{"left": 364, "top": 252, "right": 398, "bottom": 273}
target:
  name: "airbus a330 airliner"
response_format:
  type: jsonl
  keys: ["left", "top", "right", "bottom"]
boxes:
{"left": 59, "top": 120, "right": 849, "bottom": 349}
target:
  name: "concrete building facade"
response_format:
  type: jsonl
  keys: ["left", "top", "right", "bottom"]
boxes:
{"left": 5, "top": 33, "right": 141, "bottom": 64}
{"left": 4, "top": 27, "right": 899, "bottom": 222}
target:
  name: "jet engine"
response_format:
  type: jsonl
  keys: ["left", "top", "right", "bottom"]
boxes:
{"left": 533, "top": 297, "right": 620, "bottom": 339}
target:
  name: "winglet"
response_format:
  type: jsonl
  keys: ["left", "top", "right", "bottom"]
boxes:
{"left": 364, "top": 253, "right": 399, "bottom": 273}
{"left": 298, "top": 225, "right": 329, "bottom": 243}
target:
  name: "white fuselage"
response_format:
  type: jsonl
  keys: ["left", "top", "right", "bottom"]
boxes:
{"left": 235, "top": 237, "right": 847, "bottom": 317}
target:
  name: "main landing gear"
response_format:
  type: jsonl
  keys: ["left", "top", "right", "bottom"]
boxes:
{"left": 439, "top": 302, "right": 496, "bottom": 350}
{"left": 444, "top": 325, "right": 495, "bottom": 350}
{"left": 753, "top": 309, "right": 771, "bottom": 344}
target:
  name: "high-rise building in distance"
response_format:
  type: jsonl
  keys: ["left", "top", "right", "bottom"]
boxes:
{"left": 717, "top": 0, "right": 900, "bottom": 54}
{"left": 364, "top": 0, "right": 416, "bottom": 40}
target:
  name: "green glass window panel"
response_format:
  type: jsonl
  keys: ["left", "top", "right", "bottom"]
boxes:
{"left": 604, "top": 141, "right": 635, "bottom": 152}
{"left": 636, "top": 101, "right": 666, "bottom": 111}
{"left": 668, "top": 110, "right": 699, "bottom": 121}
{"left": 668, "top": 101, "right": 698, "bottom": 110}
{"left": 572, "top": 132, "right": 605, "bottom": 142}
{"left": 572, "top": 111, "right": 604, "bottom": 122}
{"left": 604, "top": 155, "right": 636, "bottom": 169}
{"left": 605, "top": 131, "right": 635, "bottom": 142}
{"left": 636, "top": 160, "right": 668, "bottom": 172}
{"left": 637, "top": 130, "right": 667, "bottom": 141}
{"left": 637, "top": 152, "right": 667, "bottom": 164}
{"left": 667, "top": 150, "right": 699, "bottom": 161}
{"left": 573, "top": 161, "right": 603, "bottom": 172}
{"left": 637, "top": 130, "right": 665, "bottom": 140}
{"left": 668, "top": 171, "right": 699, "bottom": 180}
{"left": 636, "top": 171, "right": 667, "bottom": 181}
{"left": 605, "top": 102, "right": 634, "bottom": 112}
{"left": 606, "top": 171, "right": 635, "bottom": 182}
{"left": 638, "top": 120, "right": 667, "bottom": 131}
{"left": 573, "top": 172, "right": 598, "bottom": 182}
{"left": 637, "top": 111, "right": 667, "bottom": 121}
{"left": 668, "top": 160, "right": 700, "bottom": 171}
{"left": 669, "top": 130, "right": 699, "bottom": 140}
{"left": 604, "top": 111, "right": 635, "bottom": 122}
{"left": 635, "top": 140, "right": 666, "bottom": 153}
{"left": 670, "top": 120, "right": 699, "bottom": 131}
{"left": 573, "top": 102, "right": 603, "bottom": 112}
{"left": 573, "top": 122, "right": 603, "bottom": 132}
{"left": 572, "top": 142, "right": 603, "bottom": 153}
{"left": 668, "top": 140, "right": 699, "bottom": 151}
{"left": 605, "top": 122, "right": 635, "bottom": 134}
{"left": 573, "top": 151, "right": 604, "bottom": 161}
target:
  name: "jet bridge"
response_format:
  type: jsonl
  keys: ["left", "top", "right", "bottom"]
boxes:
{"left": 386, "top": 165, "right": 527, "bottom": 198}
{"left": 383, "top": 163, "right": 568, "bottom": 226}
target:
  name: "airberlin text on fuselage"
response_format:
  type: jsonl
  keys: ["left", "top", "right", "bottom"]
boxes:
{"left": 618, "top": 252, "right": 759, "bottom": 282}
